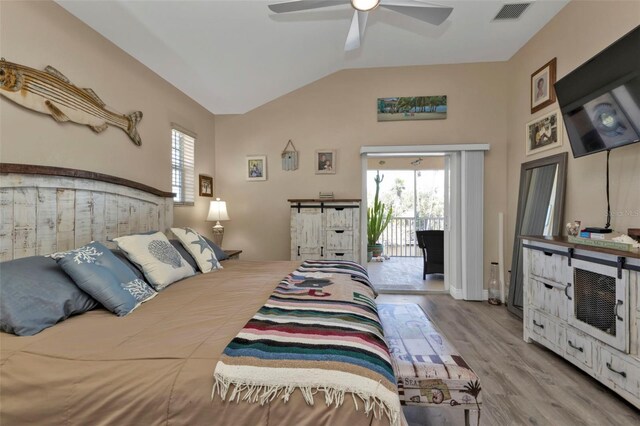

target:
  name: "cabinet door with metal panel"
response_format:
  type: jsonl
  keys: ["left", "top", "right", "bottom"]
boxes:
{"left": 567, "top": 258, "right": 629, "bottom": 353}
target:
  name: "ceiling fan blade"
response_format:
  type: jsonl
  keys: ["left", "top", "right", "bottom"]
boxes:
{"left": 380, "top": 4, "right": 453, "bottom": 25}
{"left": 345, "top": 10, "right": 369, "bottom": 51}
{"left": 268, "top": 0, "right": 349, "bottom": 14}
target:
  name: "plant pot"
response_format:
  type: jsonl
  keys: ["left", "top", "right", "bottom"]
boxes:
{"left": 368, "top": 243, "right": 383, "bottom": 258}
{"left": 367, "top": 251, "right": 373, "bottom": 262}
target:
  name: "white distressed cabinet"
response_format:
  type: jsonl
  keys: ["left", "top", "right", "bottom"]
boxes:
{"left": 289, "top": 199, "right": 360, "bottom": 263}
{"left": 522, "top": 237, "right": 640, "bottom": 408}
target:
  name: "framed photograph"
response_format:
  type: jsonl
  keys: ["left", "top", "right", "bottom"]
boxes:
{"left": 531, "top": 58, "right": 557, "bottom": 114}
{"left": 246, "top": 155, "right": 267, "bottom": 181}
{"left": 198, "top": 175, "right": 213, "bottom": 197}
{"left": 526, "top": 110, "right": 563, "bottom": 156}
{"left": 315, "top": 150, "right": 336, "bottom": 174}
{"left": 377, "top": 96, "right": 447, "bottom": 122}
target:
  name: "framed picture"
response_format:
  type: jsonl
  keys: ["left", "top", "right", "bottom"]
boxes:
{"left": 246, "top": 155, "right": 267, "bottom": 181}
{"left": 377, "top": 96, "right": 447, "bottom": 122}
{"left": 198, "top": 175, "right": 213, "bottom": 197}
{"left": 531, "top": 58, "right": 557, "bottom": 114}
{"left": 526, "top": 110, "right": 562, "bottom": 156}
{"left": 315, "top": 150, "right": 336, "bottom": 174}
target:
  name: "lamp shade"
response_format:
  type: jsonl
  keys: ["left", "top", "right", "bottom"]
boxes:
{"left": 207, "top": 198, "right": 230, "bottom": 221}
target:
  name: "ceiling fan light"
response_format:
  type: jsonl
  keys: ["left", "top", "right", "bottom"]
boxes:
{"left": 351, "top": 0, "right": 380, "bottom": 12}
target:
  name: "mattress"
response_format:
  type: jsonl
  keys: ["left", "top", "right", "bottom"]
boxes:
{"left": 0, "top": 260, "right": 391, "bottom": 426}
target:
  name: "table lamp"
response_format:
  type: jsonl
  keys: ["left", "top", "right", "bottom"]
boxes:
{"left": 207, "top": 198, "right": 230, "bottom": 247}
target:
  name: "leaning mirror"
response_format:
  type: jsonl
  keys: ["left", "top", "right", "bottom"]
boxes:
{"left": 507, "top": 152, "right": 568, "bottom": 318}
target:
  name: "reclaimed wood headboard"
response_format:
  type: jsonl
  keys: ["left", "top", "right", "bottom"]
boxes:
{"left": 0, "top": 163, "right": 174, "bottom": 261}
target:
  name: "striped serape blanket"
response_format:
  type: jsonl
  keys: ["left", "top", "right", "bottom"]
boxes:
{"left": 212, "top": 260, "right": 400, "bottom": 425}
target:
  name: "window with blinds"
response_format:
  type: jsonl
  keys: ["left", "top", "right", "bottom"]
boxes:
{"left": 171, "top": 127, "right": 195, "bottom": 205}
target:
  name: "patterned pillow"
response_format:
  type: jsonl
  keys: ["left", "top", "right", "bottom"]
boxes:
{"left": 113, "top": 232, "right": 195, "bottom": 290}
{"left": 171, "top": 228, "right": 222, "bottom": 273}
{"left": 51, "top": 242, "right": 156, "bottom": 316}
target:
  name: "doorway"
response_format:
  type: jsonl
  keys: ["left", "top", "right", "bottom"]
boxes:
{"left": 365, "top": 159, "right": 446, "bottom": 293}
{"left": 360, "top": 144, "right": 488, "bottom": 300}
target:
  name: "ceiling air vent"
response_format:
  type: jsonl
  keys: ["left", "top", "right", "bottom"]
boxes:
{"left": 493, "top": 3, "right": 531, "bottom": 20}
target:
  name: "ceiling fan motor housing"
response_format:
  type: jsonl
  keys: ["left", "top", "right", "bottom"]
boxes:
{"left": 351, "top": 0, "right": 381, "bottom": 12}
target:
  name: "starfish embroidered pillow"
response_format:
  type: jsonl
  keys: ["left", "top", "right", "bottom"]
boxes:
{"left": 171, "top": 228, "right": 222, "bottom": 273}
{"left": 113, "top": 232, "right": 195, "bottom": 290}
{"left": 51, "top": 241, "right": 156, "bottom": 316}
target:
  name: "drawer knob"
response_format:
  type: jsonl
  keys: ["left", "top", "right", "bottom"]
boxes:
{"left": 567, "top": 340, "right": 583, "bottom": 353}
{"left": 606, "top": 362, "right": 626, "bottom": 378}
{"left": 543, "top": 283, "right": 553, "bottom": 290}
{"left": 335, "top": 230, "right": 345, "bottom": 234}
{"left": 335, "top": 253, "right": 344, "bottom": 256}
{"left": 532, "top": 320, "right": 544, "bottom": 329}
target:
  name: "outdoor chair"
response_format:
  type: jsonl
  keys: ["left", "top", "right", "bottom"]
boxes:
{"left": 416, "top": 230, "right": 445, "bottom": 279}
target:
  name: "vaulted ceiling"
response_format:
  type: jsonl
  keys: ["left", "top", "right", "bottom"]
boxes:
{"left": 57, "top": 0, "right": 569, "bottom": 114}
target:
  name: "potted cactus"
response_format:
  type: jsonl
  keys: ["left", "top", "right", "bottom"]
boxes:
{"left": 367, "top": 171, "right": 393, "bottom": 259}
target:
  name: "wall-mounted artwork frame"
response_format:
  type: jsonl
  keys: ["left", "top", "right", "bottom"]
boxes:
{"left": 315, "top": 150, "right": 336, "bottom": 175}
{"left": 531, "top": 58, "right": 557, "bottom": 114}
{"left": 377, "top": 96, "right": 447, "bottom": 122}
{"left": 198, "top": 175, "right": 213, "bottom": 197}
{"left": 526, "top": 109, "right": 562, "bottom": 156}
{"left": 246, "top": 155, "right": 267, "bottom": 181}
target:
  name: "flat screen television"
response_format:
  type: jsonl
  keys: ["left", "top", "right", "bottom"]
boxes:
{"left": 555, "top": 26, "right": 640, "bottom": 158}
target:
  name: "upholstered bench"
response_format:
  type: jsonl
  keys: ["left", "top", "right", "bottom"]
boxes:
{"left": 377, "top": 304, "right": 481, "bottom": 426}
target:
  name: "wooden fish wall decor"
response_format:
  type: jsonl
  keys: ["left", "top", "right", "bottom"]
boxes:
{"left": 0, "top": 58, "right": 143, "bottom": 146}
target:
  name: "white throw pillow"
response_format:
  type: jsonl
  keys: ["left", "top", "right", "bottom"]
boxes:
{"left": 113, "top": 232, "right": 195, "bottom": 290}
{"left": 171, "top": 227, "right": 222, "bottom": 273}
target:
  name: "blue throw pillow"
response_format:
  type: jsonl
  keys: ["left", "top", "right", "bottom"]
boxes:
{"left": 111, "top": 249, "right": 145, "bottom": 280}
{"left": 0, "top": 256, "right": 99, "bottom": 336}
{"left": 203, "top": 236, "right": 229, "bottom": 261}
{"left": 52, "top": 242, "right": 156, "bottom": 316}
{"left": 169, "top": 239, "right": 199, "bottom": 272}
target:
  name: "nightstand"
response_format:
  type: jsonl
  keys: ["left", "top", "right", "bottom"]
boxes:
{"left": 223, "top": 249, "right": 242, "bottom": 260}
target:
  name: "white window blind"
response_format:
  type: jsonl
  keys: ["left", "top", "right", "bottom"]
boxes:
{"left": 171, "top": 127, "right": 195, "bottom": 205}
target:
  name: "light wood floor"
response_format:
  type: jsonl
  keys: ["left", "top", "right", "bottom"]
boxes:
{"left": 368, "top": 257, "right": 446, "bottom": 293}
{"left": 376, "top": 294, "right": 640, "bottom": 426}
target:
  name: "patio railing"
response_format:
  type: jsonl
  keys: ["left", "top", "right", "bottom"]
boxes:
{"left": 379, "top": 216, "right": 444, "bottom": 257}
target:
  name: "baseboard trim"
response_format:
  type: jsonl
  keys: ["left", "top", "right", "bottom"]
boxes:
{"left": 450, "top": 287, "right": 488, "bottom": 301}
{"left": 450, "top": 286, "right": 463, "bottom": 299}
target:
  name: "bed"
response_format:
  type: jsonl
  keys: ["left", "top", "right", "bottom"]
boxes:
{"left": 0, "top": 164, "right": 399, "bottom": 426}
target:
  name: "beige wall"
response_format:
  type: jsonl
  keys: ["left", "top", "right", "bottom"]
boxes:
{"left": 215, "top": 63, "right": 509, "bottom": 276}
{"left": 0, "top": 0, "right": 216, "bottom": 234}
{"left": 505, "top": 1, "right": 640, "bottom": 276}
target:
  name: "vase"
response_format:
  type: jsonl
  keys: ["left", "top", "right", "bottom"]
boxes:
{"left": 368, "top": 243, "right": 383, "bottom": 258}
{"left": 487, "top": 262, "right": 502, "bottom": 305}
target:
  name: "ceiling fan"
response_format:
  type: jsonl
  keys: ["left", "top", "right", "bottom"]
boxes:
{"left": 268, "top": 0, "right": 453, "bottom": 51}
